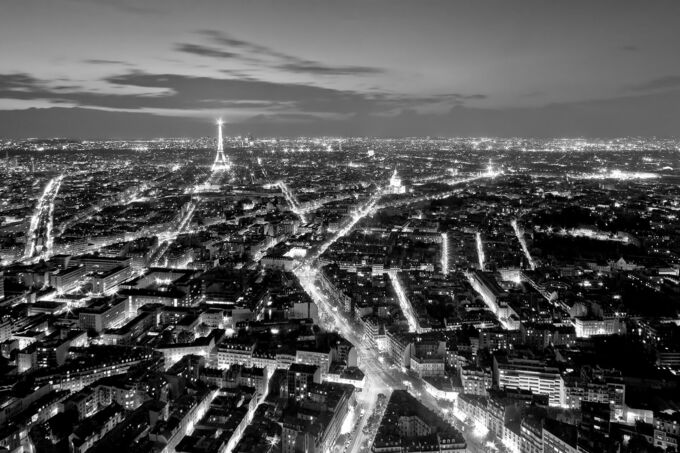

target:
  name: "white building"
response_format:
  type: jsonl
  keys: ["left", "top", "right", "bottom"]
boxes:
{"left": 217, "top": 341, "right": 255, "bottom": 369}
{"left": 573, "top": 316, "right": 626, "bottom": 338}
{"left": 495, "top": 357, "right": 565, "bottom": 407}
{"left": 389, "top": 168, "right": 406, "bottom": 194}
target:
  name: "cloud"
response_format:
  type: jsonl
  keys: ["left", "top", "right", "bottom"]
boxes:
{"left": 101, "top": 71, "right": 475, "bottom": 114}
{"left": 175, "top": 43, "right": 241, "bottom": 60}
{"left": 0, "top": 107, "right": 205, "bottom": 139}
{"left": 83, "top": 59, "right": 134, "bottom": 66}
{"left": 276, "top": 61, "right": 385, "bottom": 76}
{"left": 0, "top": 71, "right": 371, "bottom": 113}
{"left": 628, "top": 75, "right": 680, "bottom": 92}
{"left": 439, "top": 93, "right": 487, "bottom": 101}
{"left": 0, "top": 72, "right": 153, "bottom": 109}
{"left": 461, "top": 94, "right": 487, "bottom": 100}
{"left": 0, "top": 73, "right": 42, "bottom": 91}
{"left": 0, "top": 70, "right": 486, "bottom": 124}
{"left": 236, "top": 90, "right": 680, "bottom": 138}
{"left": 197, "top": 30, "right": 292, "bottom": 61}
{"left": 1, "top": 89, "right": 678, "bottom": 139}
{"left": 66, "top": 0, "right": 160, "bottom": 15}
{"left": 620, "top": 45, "right": 639, "bottom": 52}
{"left": 179, "top": 30, "right": 386, "bottom": 77}
{"left": 248, "top": 112, "right": 332, "bottom": 124}
{"left": 104, "top": 71, "right": 367, "bottom": 110}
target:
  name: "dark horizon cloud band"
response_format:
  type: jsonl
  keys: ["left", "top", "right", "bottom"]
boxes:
{"left": 0, "top": 0, "right": 679, "bottom": 138}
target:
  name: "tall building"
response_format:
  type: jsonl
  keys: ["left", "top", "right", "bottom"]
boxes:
{"left": 212, "top": 118, "right": 230, "bottom": 172}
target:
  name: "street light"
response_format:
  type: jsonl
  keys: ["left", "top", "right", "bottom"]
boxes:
{"left": 267, "top": 434, "right": 280, "bottom": 452}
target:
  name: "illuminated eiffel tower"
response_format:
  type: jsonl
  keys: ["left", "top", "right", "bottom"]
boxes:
{"left": 211, "top": 119, "right": 230, "bottom": 172}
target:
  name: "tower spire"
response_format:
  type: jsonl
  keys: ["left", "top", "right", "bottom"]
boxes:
{"left": 212, "top": 118, "right": 230, "bottom": 172}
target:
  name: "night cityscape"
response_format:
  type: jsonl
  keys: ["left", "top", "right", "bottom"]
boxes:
{"left": 1, "top": 2, "right": 680, "bottom": 453}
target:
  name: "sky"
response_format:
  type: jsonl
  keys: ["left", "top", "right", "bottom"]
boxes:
{"left": 1, "top": 0, "right": 679, "bottom": 138}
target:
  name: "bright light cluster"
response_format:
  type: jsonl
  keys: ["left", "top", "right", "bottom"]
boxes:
{"left": 315, "top": 189, "right": 382, "bottom": 259}
{"left": 388, "top": 270, "right": 418, "bottom": 333}
{"left": 571, "top": 169, "right": 659, "bottom": 180}
{"left": 441, "top": 232, "right": 449, "bottom": 275}
{"left": 24, "top": 174, "right": 64, "bottom": 260}
{"left": 278, "top": 180, "right": 307, "bottom": 224}
{"left": 475, "top": 232, "right": 486, "bottom": 270}
{"left": 511, "top": 219, "right": 536, "bottom": 270}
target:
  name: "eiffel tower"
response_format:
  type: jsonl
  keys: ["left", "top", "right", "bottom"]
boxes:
{"left": 211, "top": 119, "right": 230, "bottom": 172}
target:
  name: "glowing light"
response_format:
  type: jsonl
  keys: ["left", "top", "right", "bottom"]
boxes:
{"left": 441, "top": 232, "right": 449, "bottom": 275}
{"left": 465, "top": 271, "right": 515, "bottom": 330}
{"left": 388, "top": 270, "right": 418, "bottom": 333}
{"left": 571, "top": 169, "right": 659, "bottom": 180}
{"left": 211, "top": 118, "right": 231, "bottom": 172}
{"left": 502, "top": 438, "right": 520, "bottom": 453}
{"left": 43, "top": 175, "right": 64, "bottom": 259}
{"left": 315, "top": 189, "right": 382, "bottom": 260}
{"left": 475, "top": 232, "right": 485, "bottom": 270}
{"left": 158, "top": 200, "right": 199, "bottom": 264}
{"left": 278, "top": 180, "right": 307, "bottom": 224}
{"left": 283, "top": 247, "right": 307, "bottom": 258}
{"left": 473, "top": 419, "right": 489, "bottom": 437}
{"left": 24, "top": 174, "right": 64, "bottom": 260}
{"left": 266, "top": 435, "right": 280, "bottom": 452}
{"left": 511, "top": 219, "right": 536, "bottom": 270}
{"left": 484, "top": 160, "right": 502, "bottom": 179}
{"left": 340, "top": 405, "right": 355, "bottom": 434}
{"left": 452, "top": 407, "right": 467, "bottom": 423}
{"left": 282, "top": 172, "right": 500, "bottom": 451}
{"left": 545, "top": 226, "right": 632, "bottom": 244}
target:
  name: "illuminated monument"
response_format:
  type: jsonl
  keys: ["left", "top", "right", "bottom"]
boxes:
{"left": 211, "top": 119, "right": 231, "bottom": 172}
{"left": 389, "top": 168, "right": 406, "bottom": 194}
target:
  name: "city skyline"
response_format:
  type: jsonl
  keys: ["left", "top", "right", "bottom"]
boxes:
{"left": 2, "top": 134, "right": 679, "bottom": 453}
{"left": 1, "top": 0, "right": 680, "bottom": 138}
{"left": 2, "top": 3, "right": 680, "bottom": 453}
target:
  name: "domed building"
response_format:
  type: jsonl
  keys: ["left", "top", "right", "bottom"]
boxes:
{"left": 389, "top": 168, "right": 406, "bottom": 194}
